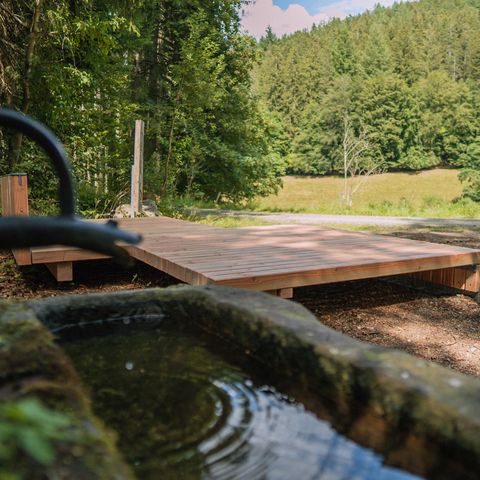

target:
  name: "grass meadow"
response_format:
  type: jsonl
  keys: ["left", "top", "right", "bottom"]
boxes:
{"left": 251, "top": 169, "right": 480, "bottom": 218}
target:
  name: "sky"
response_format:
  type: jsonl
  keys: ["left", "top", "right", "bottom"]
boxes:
{"left": 241, "top": 0, "right": 398, "bottom": 38}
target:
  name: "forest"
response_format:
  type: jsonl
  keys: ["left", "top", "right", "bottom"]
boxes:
{"left": 255, "top": 0, "right": 480, "bottom": 199}
{"left": 1, "top": 0, "right": 480, "bottom": 215}
{"left": 0, "top": 0, "right": 282, "bottom": 214}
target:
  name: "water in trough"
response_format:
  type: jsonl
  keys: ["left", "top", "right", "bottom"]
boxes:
{"left": 64, "top": 325, "right": 421, "bottom": 480}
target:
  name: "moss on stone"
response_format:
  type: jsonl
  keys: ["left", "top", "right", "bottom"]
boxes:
{"left": 0, "top": 301, "right": 134, "bottom": 480}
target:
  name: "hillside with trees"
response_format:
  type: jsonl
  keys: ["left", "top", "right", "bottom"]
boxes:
{"left": 254, "top": 0, "right": 480, "bottom": 197}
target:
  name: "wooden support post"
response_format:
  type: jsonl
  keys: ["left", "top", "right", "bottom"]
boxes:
{"left": 45, "top": 262, "right": 73, "bottom": 282}
{"left": 266, "top": 288, "right": 294, "bottom": 299}
{"left": 0, "top": 174, "right": 32, "bottom": 265}
{"left": 131, "top": 119, "right": 145, "bottom": 216}
{"left": 0, "top": 174, "right": 29, "bottom": 216}
{"left": 405, "top": 265, "right": 480, "bottom": 296}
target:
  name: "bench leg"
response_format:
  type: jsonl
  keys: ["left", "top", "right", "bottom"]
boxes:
{"left": 46, "top": 262, "right": 73, "bottom": 282}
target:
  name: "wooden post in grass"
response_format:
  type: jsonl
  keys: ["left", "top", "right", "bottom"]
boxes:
{"left": 131, "top": 119, "right": 145, "bottom": 217}
{"left": 0, "top": 174, "right": 31, "bottom": 265}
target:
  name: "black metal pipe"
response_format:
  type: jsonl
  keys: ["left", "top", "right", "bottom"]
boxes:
{"left": 0, "top": 109, "right": 142, "bottom": 261}
{"left": 0, "top": 109, "right": 75, "bottom": 217}
{"left": 0, "top": 216, "right": 139, "bottom": 261}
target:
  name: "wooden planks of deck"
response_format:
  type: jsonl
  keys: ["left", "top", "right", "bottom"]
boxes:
{"left": 24, "top": 216, "right": 480, "bottom": 298}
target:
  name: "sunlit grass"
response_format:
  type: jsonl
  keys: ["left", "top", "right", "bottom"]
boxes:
{"left": 251, "top": 169, "right": 480, "bottom": 218}
{"left": 306, "top": 223, "right": 480, "bottom": 234}
{"left": 185, "top": 215, "right": 275, "bottom": 228}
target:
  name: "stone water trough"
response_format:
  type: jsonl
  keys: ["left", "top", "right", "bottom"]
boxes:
{"left": 1, "top": 285, "right": 479, "bottom": 480}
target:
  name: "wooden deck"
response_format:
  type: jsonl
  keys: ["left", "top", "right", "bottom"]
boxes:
{"left": 19, "top": 216, "right": 480, "bottom": 298}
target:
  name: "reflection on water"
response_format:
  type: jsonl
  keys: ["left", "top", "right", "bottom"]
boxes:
{"left": 64, "top": 328, "right": 422, "bottom": 480}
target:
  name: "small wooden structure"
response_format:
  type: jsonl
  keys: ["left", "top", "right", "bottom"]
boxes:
{"left": 1, "top": 174, "right": 30, "bottom": 265}
{"left": 2, "top": 174, "right": 480, "bottom": 298}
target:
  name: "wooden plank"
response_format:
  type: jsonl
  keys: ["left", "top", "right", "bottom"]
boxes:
{"left": 405, "top": 265, "right": 480, "bottom": 294}
{"left": 1, "top": 176, "right": 9, "bottom": 215}
{"left": 176, "top": 250, "right": 472, "bottom": 274}
{"left": 46, "top": 262, "right": 73, "bottom": 282}
{"left": 212, "top": 254, "right": 480, "bottom": 292}
{"left": 32, "top": 248, "right": 110, "bottom": 264}
{"left": 141, "top": 238, "right": 479, "bottom": 261}
{"left": 0, "top": 174, "right": 29, "bottom": 216}
{"left": 13, "top": 249, "right": 32, "bottom": 266}
{"left": 131, "top": 119, "right": 145, "bottom": 215}
{"left": 464, "top": 268, "right": 479, "bottom": 293}
{"left": 130, "top": 248, "right": 212, "bottom": 286}
{"left": 11, "top": 174, "right": 29, "bottom": 216}
{"left": 206, "top": 251, "right": 480, "bottom": 279}
{"left": 431, "top": 268, "right": 443, "bottom": 285}
{"left": 278, "top": 288, "right": 294, "bottom": 299}
{"left": 444, "top": 267, "right": 454, "bottom": 289}
{"left": 453, "top": 267, "right": 467, "bottom": 290}
{"left": 11, "top": 174, "right": 32, "bottom": 265}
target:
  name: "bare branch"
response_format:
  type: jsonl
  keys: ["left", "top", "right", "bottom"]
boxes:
{"left": 341, "top": 114, "right": 381, "bottom": 208}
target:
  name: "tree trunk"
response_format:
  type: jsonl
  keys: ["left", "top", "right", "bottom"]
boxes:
{"left": 161, "top": 92, "right": 180, "bottom": 194}
{"left": 161, "top": 111, "right": 176, "bottom": 194}
{"left": 8, "top": 0, "right": 43, "bottom": 170}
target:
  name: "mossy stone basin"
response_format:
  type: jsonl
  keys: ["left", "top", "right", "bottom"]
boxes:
{"left": 1, "top": 286, "right": 479, "bottom": 479}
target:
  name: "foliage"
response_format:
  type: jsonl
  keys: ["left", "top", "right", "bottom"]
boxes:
{"left": 0, "top": 398, "right": 77, "bottom": 479}
{"left": 166, "top": 11, "right": 281, "bottom": 201}
{"left": 397, "top": 147, "right": 439, "bottom": 170}
{"left": 0, "top": 0, "right": 282, "bottom": 215}
{"left": 459, "top": 137, "right": 480, "bottom": 201}
{"left": 129, "top": 0, "right": 281, "bottom": 203}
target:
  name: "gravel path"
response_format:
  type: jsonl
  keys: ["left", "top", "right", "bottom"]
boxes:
{"left": 187, "top": 208, "right": 480, "bottom": 227}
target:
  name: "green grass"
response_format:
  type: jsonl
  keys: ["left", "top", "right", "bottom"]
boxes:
{"left": 301, "top": 223, "right": 480, "bottom": 234}
{"left": 182, "top": 215, "right": 275, "bottom": 228}
{"left": 250, "top": 169, "right": 480, "bottom": 218}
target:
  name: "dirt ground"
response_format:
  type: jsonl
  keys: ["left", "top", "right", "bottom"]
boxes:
{"left": 298, "top": 228, "right": 480, "bottom": 378}
{"left": 295, "top": 280, "right": 480, "bottom": 377}
{"left": 1, "top": 227, "right": 479, "bottom": 377}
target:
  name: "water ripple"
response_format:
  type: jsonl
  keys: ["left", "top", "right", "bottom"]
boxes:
{"left": 64, "top": 329, "right": 422, "bottom": 480}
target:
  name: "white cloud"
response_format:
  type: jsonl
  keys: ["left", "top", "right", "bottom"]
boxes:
{"left": 241, "top": 1, "right": 329, "bottom": 38}
{"left": 241, "top": 0, "right": 398, "bottom": 38}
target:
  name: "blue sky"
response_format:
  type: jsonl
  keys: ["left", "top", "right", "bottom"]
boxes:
{"left": 242, "top": 0, "right": 399, "bottom": 38}
{"left": 273, "top": 0, "right": 334, "bottom": 15}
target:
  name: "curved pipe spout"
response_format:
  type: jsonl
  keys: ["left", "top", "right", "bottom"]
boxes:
{"left": 0, "top": 109, "right": 75, "bottom": 217}
{"left": 0, "top": 109, "right": 141, "bottom": 261}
